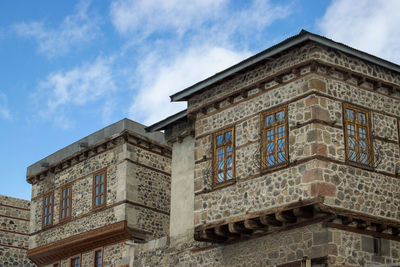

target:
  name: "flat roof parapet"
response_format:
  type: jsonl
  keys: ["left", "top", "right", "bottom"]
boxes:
{"left": 27, "top": 118, "right": 167, "bottom": 180}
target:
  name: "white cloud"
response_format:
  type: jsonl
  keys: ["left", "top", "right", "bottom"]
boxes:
{"left": 318, "top": 0, "right": 400, "bottom": 63}
{"left": 110, "top": 0, "right": 226, "bottom": 37}
{"left": 0, "top": 92, "right": 12, "bottom": 120}
{"left": 15, "top": 0, "right": 100, "bottom": 57}
{"left": 110, "top": 0, "right": 291, "bottom": 42}
{"left": 129, "top": 45, "right": 251, "bottom": 125}
{"left": 34, "top": 57, "right": 116, "bottom": 128}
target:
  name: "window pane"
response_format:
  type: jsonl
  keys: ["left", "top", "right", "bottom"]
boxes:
{"left": 62, "top": 199, "right": 65, "bottom": 208}
{"left": 347, "top": 124, "right": 355, "bottom": 135}
{"left": 100, "top": 195, "right": 104, "bottom": 204}
{"left": 95, "top": 175, "right": 99, "bottom": 184}
{"left": 101, "top": 173, "right": 104, "bottom": 183}
{"left": 267, "top": 155, "right": 275, "bottom": 166}
{"left": 44, "top": 216, "right": 47, "bottom": 225}
{"left": 277, "top": 126, "right": 284, "bottom": 137}
{"left": 100, "top": 184, "right": 104, "bottom": 193}
{"left": 218, "top": 148, "right": 223, "bottom": 159}
{"left": 227, "top": 169, "right": 233, "bottom": 180}
{"left": 349, "top": 150, "right": 356, "bottom": 161}
{"left": 96, "top": 185, "right": 99, "bottom": 195}
{"left": 48, "top": 215, "right": 51, "bottom": 223}
{"left": 226, "top": 157, "right": 232, "bottom": 168}
{"left": 66, "top": 198, "right": 69, "bottom": 206}
{"left": 61, "top": 210, "right": 64, "bottom": 218}
{"left": 346, "top": 109, "right": 355, "bottom": 121}
{"left": 49, "top": 195, "right": 52, "bottom": 203}
{"left": 216, "top": 134, "right": 223, "bottom": 146}
{"left": 358, "top": 112, "right": 366, "bottom": 124}
{"left": 278, "top": 151, "right": 285, "bottom": 163}
{"left": 225, "top": 131, "right": 232, "bottom": 142}
{"left": 218, "top": 160, "right": 224, "bottom": 170}
{"left": 95, "top": 197, "right": 98, "bottom": 206}
{"left": 276, "top": 111, "right": 285, "bottom": 123}
{"left": 66, "top": 207, "right": 69, "bottom": 217}
{"left": 218, "top": 172, "right": 224, "bottom": 183}
{"left": 348, "top": 137, "right": 356, "bottom": 148}
{"left": 62, "top": 189, "right": 65, "bottom": 198}
{"left": 49, "top": 205, "right": 51, "bottom": 213}
{"left": 358, "top": 127, "right": 366, "bottom": 138}
{"left": 266, "top": 129, "right": 274, "bottom": 141}
{"left": 67, "top": 188, "right": 70, "bottom": 196}
{"left": 277, "top": 139, "right": 285, "bottom": 150}
{"left": 359, "top": 140, "right": 367, "bottom": 151}
{"left": 267, "top": 142, "right": 274, "bottom": 153}
{"left": 226, "top": 145, "right": 232, "bottom": 156}
{"left": 360, "top": 153, "right": 368, "bottom": 164}
{"left": 265, "top": 115, "right": 274, "bottom": 126}
{"left": 45, "top": 197, "right": 47, "bottom": 205}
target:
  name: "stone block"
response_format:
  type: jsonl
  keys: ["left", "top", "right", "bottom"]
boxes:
{"left": 312, "top": 106, "right": 332, "bottom": 122}
{"left": 311, "top": 183, "right": 336, "bottom": 197}
{"left": 309, "top": 79, "right": 326, "bottom": 93}
{"left": 302, "top": 169, "right": 323, "bottom": 183}
{"left": 313, "top": 230, "right": 332, "bottom": 245}
{"left": 311, "top": 143, "right": 327, "bottom": 157}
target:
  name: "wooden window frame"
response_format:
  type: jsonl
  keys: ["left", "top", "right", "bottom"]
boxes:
{"left": 343, "top": 103, "right": 374, "bottom": 169}
{"left": 42, "top": 191, "right": 54, "bottom": 228}
{"left": 94, "top": 247, "right": 104, "bottom": 267}
{"left": 213, "top": 127, "right": 235, "bottom": 186}
{"left": 92, "top": 168, "right": 107, "bottom": 210}
{"left": 260, "top": 106, "right": 289, "bottom": 171}
{"left": 53, "top": 262, "right": 61, "bottom": 267}
{"left": 70, "top": 254, "right": 81, "bottom": 267}
{"left": 59, "top": 183, "right": 72, "bottom": 222}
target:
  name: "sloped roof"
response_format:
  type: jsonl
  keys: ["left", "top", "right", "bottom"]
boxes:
{"left": 170, "top": 30, "right": 400, "bottom": 102}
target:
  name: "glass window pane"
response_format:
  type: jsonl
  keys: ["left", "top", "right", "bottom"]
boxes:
{"left": 95, "top": 175, "right": 99, "bottom": 184}
{"left": 347, "top": 124, "right": 355, "bottom": 135}
{"left": 96, "top": 185, "right": 99, "bottom": 195}
{"left": 225, "top": 131, "right": 232, "bottom": 142}
{"left": 45, "top": 197, "right": 47, "bottom": 205}
{"left": 278, "top": 151, "right": 285, "bottom": 163}
{"left": 226, "top": 146, "right": 232, "bottom": 156}
{"left": 265, "top": 115, "right": 274, "bottom": 126}
{"left": 100, "top": 184, "right": 104, "bottom": 193}
{"left": 49, "top": 205, "right": 51, "bottom": 213}
{"left": 218, "top": 172, "right": 224, "bottom": 183}
{"left": 101, "top": 173, "right": 104, "bottom": 182}
{"left": 358, "top": 112, "right": 366, "bottom": 124}
{"left": 277, "top": 126, "right": 285, "bottom": 137}
{"left": 62, "top": 199, "right": 65, "bottom": 208}
{"left": 49, "top": 195, "right": 52, "bottom": 203}
{"left": 348, "top": 137, "right": 356, "bottom": 148}
{"left": 226, "top": 157, "right": 232, "bottom": 168}
{"left": 359, "top": 140, "right": 367, "bottom": 151}
{"left": 100, "top": 195, "right": 104, "bottom": 204}
{"left": 277, "top": 139, "right": 285, "bottom": 150}
{"left": 276, "top": 111, "right": 285, "bottom": 123}
{"left": 218, "top": 148, "right": 223, "bottom": 160}
{"left": 216, "top": 134, "right": 223, "bottom": 146}
{"left": 358, "top": 127, "right": 366, "bottom": 138}
{"left": 227, "top": 169, "right": 233, "bottom": 180}
{"left": 66, "top": 198, "right": 69, "bottom": 206}
{"left": 66, "top": 208, "right": 69, "bottom": 217}
{"left": 44, "top": 216, "right": 47, "bottom": 225}
{"left": 267, "top": 155, "right": 275, "bottom": 166}
{"left": 349, "top": 150, "right": 356, "bottom": 161}
{"left": 346, "top": 109, "right": 355, "bottom": 121}
{"left": 267, "top": 129, "right": 274, "bottom": 141}
{"left": 218, "top": 160, "right": 224, "bottom": 170}
{"left": 67, "top": 187, "right": 70, "bottom": 196}
{"left": 48, "top": 215, "right": 51, "bottom": 223}
{"left": 95, "top": 197, "right": 98, "bottom": 206}
{"left": 360, "top": 153, "right": 368, "bottom": 164}
{"left": 62, "top": 189, "right": 65, "bottom": 198}
{"left": 61, "top": 210, "right": 64, "bottom": 218}
{"left": 267, "top": 142, "right": 274, "bottom": 153}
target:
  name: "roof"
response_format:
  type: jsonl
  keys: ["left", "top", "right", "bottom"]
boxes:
{"left": 170, "top": 30, "right": 400, "bottom": 102}
{"left": 146, "top": 109, "right": 187, "bottom": 132}
{"left": 27, "top": 118, "right": 166, "bottom": 179}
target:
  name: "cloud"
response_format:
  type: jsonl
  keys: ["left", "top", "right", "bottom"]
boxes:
{"left": 34, "top": 57, "right": 116, "bottom": 128}
{"left": 318, "top": 0, "right": 400, "bottom": 63}
{"left": 0, "top": 92, "right": 12, "bottom": 120}
{"left": 15, "top": 0, "right": 100, "bottom": 58}
{"left": 110, "top": 0, "right": 291, "bottom": 42}
{"left": 129, "top": 45, "right": 251, "bottom": 125}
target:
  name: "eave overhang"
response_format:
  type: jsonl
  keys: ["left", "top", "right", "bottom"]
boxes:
{"left": 145, "top": 109, "right": 187, "bottom": 132}
{"left": 170, "top": 30, "right": 400, "bottom": 102}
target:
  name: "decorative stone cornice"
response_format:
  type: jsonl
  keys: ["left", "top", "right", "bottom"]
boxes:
{"left": 27, "top": 130, "right": 172, "bottom": 185}
{"left": 188, "top": 59, "right": 400, "bottom": 118}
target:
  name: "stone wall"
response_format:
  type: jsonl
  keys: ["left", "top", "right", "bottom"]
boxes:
{"left": 0, "top": 195, "right": 36, "bottom": 266}
{"left": 190, "top": 42, "right": 400, "bottom": 228}
{"left": 133, "top": 223, "right": 400, "bottom": 266}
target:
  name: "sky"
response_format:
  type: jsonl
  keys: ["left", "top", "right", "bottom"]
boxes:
{"left": 1, "top": 0, "right": 400, "bottom": 200}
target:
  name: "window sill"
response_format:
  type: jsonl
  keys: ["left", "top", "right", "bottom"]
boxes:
{"left": 346, "top": 160, "right": 374, "bottom": 171}
{"left": 260, "top": 162, "right": 289, "bottom": 175}
{"left": 212, "top": 179, "right": 236, "bottom": 190}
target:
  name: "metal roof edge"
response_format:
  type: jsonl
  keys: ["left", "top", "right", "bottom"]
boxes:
{"left": 170, "top": 30, "right": 400, "bottom": 102}
{"left": 145, "top": 109, "right": 188, "bottom": 132}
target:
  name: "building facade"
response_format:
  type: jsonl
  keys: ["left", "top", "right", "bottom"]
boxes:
{"left": 1, "top": 30, "right": 400, "bottom": 266}
{"left": 25, "top": 119, "right": 171, "bottom": 266}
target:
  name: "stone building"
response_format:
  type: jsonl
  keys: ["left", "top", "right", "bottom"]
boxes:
{"left": 25, "top": 119, "right": 171, "bottom": 266}
{"left": 1, "top": 30, "right": 400, "bottom": 266}
{"left": 0, "top": 195, "right": 35, "bottom": 266}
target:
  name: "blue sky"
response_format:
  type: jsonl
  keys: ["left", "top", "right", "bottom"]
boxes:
{"left": 1, "top": 0, "right": 399, "bottom": 200}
